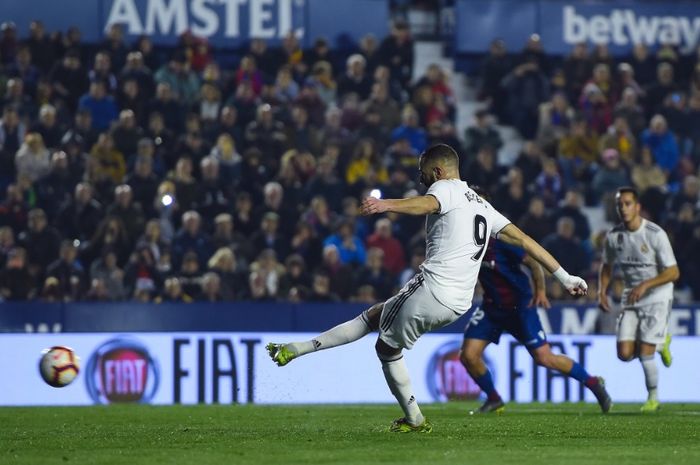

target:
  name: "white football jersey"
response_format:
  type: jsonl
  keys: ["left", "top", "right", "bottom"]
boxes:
{"left": 603, "top": 219, "right": 677, "bottom": 307}
{"left": 421, "top": 179, "right": 511, "bottom": 314}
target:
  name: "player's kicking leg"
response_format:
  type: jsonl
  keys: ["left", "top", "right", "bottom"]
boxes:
{"left": 459, "top": 338, "right": 505, "bottom": 414}
{"left": 266, "top": 302, "right": 383, "bottom": 366}
{"left": 531, "top": 344, "right": 612, "bottom": 413}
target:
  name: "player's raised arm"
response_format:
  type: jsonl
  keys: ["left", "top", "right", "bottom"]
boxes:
{"left": 360, "top": 195, "right": 440, "bottom": 217}
{"left": 497, "top": 223, "right": 588, "bottom": 296}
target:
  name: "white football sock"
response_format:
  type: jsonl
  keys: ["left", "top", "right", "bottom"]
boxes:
{"left": 287, "top": 312, "right": 372, "bottom": 357}
{"left": 640, "top": 354, "right": 658, "bottom": 401}
{"left": 380, "top": 354, "right": 424, "bottom": 426}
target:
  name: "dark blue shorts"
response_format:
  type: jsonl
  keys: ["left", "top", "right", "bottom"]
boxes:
{"left": 463, "top": 305, "right": 547, "bottom": 349}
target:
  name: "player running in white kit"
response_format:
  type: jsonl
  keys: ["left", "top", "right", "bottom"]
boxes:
{"left": 267, "top": 144, "right": 588, "bottom": 432}
{"left": 598, "top": 187, "right": 678, "bottom": 412}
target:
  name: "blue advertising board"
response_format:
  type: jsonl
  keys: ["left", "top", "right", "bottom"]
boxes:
{"left": 456, "top": 0, "right": 700, "bottom": 55}
{"left": 1, "top": 302, "right": 698, "bottom": 336}
{"left": 0, "top": 0, "right": 388, "bottom": 48}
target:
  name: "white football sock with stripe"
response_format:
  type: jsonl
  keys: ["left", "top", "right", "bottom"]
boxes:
{"left": 287, "top": 312, "right": 372, "bottom": 357}
{"left": 640, "top": 354, "right": 658, "bottom": 401}
{"left": 380, "top": 354, "right": 424, "bottom": 426}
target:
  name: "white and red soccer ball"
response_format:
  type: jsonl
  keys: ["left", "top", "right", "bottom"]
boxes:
{"left": 39, "top": 346, "right": 80, "bottom": 388}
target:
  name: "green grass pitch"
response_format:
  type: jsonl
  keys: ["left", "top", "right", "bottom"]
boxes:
{"left": 1, "top": 403, "right": 699, "bottom": 465}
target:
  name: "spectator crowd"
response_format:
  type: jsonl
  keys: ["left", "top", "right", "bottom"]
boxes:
{"left": 0, "top": 20, "right": 699, "bottom": 305}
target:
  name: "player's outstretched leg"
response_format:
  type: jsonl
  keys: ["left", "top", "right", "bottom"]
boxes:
{"left": 377, "top": 339, "right": 431, "bottom": 433}
{"left": 266, "top": 304, "right": 380, "bottom": 366}
{"left": 531, "top": 345, "right": 612, "bottom": 413}
{"left": 460, "top": 339, "right": 504, "bottom": 414}
{"left": 658, "top": 333, "right": 672, "bottom": 368}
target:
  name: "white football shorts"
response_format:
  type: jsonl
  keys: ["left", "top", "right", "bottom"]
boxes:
{"left": 617, "top": 300, "right": 672, "bottom": 345}
{"left": 379, "top": 273, "right": 459, "bottom": 350}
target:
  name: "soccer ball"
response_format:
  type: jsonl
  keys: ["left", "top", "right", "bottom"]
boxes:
{"left": 39, "top": 346, "right": 80, "bottom": 388}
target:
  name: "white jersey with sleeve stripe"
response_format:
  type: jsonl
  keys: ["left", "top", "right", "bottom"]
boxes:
{"left": 420, "top": 179, "right": 511, "bottom": 314}
{"left": 602, "top": 219, "right": 677, "bottom": 307}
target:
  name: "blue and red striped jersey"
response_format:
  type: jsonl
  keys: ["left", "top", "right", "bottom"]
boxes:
{"left": 478, "top": 238, "right": 533, "bottom": 310}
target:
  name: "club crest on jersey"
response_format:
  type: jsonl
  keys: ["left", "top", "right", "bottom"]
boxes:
{"left": 641, "top": 243, "right": 649, "bottom": 254}
{"left": 616, "top": 233, "right": 624, "bottom": 250}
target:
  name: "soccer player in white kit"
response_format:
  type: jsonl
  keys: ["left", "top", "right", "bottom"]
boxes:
{"left": 598, "top": 187, "right": 679, "bottom": 412}
{"left": 267, "top": 144, "right": 588, "bottom": 432}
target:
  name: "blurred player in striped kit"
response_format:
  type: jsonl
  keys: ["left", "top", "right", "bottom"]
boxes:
{"left": 598, "top": 187, "right": 678, "bottom": 412}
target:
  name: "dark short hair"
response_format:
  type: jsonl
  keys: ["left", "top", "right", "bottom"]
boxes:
{"left": 615, "top": 186, "right": 639, "bottom": 202}
{"left": 420, "top": 143, "right": 459, "bottom": 169}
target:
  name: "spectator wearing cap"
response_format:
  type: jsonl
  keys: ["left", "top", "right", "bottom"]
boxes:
{"left": 464, "top": 109, "right": 503, "bottom": 161}
{"left": 591, "top": 148, "right": 630, "bottom": 202}
{"left": 15, "top": 132, "right": 50, "bottom": 183}
{"left": 323, "top": 219, "right": 366, "bottom": 267}
{"left": 304, "top": 37, "right": 334, "bottom": 73}
{"left": 49, "top": 49, "right": 89, "bottom": 112}
{"left": 171, "top": 210, "right": 213, "bottom": 271}
{"left": 642, "top": 114, "right": 680, "bottom": 176}
{"left": 55, "top": 182, "right": 103, "bottom": 242}
{"left": 155, "top": 51, "right": 200, "bottom": 106}
{"left": 78, "top": 80, "right": 118, "bottom": 131}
